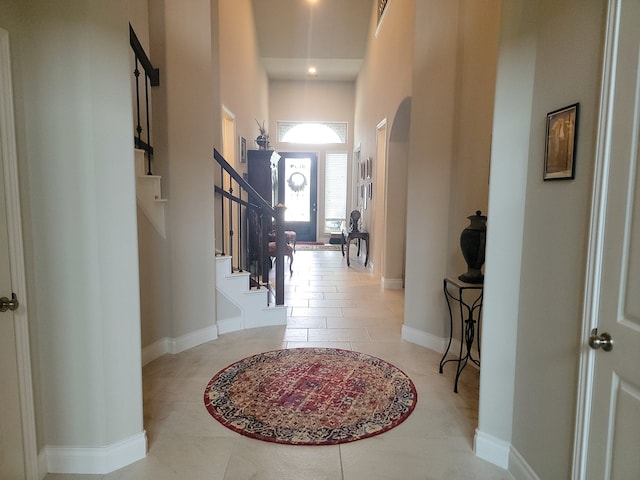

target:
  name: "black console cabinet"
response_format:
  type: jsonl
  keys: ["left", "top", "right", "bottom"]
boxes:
{"left": 247, "top": 150, "right": 280, "bottom": 206}
{"left": 246, "top": 150, "right": 280, "bottom": 280}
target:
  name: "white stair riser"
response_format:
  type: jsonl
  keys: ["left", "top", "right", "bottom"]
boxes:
{"left": 134, "top": 149, "right": 148, "bottom": 177}
{"left": 245, "top": 306, "right": 287, "bottom": 329}
{"left": 215, "top": 256, "right": 286, "bottom": 331}
{"left": 134, "top": 149, "right": 167, "bottom": 238}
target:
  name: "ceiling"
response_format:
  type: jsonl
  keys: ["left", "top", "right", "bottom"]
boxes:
{"left": 251, "top": 0, "right": 373, "bottom": 81}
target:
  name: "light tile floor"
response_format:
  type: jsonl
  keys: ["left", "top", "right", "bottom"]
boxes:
{"left": 46, "top": 247, "right": 513, "bottom": 480}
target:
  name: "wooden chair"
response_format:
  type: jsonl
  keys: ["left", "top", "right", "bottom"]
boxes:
{"left": 285, "top": 230, "right": 297, "bottom": 252}
{"left": 268, "top": 242, "right": 294, "bottom": 273}
{"left": 268, "top": 229, "right": 297, "bottom": 252}
{"left": 341, "top": 210, "right": 369, "bottom": 267}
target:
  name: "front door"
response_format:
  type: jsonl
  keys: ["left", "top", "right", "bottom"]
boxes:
{"left": 579, "top": 0, "right": 640, "bottom": 477}
{"left": 279, "top": 152, "right": 318, "bottom": 242}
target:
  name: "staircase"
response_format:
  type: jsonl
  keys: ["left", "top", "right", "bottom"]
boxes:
{"left": 215, "top": 256, "right": 287, "bottom": 333}
{"left": 134, "top": 149, "right": 286, "bottom": 335}
{"left": 134, "top": 149, "right": 167, "bottom": 238}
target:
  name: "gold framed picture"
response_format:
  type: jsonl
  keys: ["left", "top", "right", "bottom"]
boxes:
{"left": 544, "top": 103, "right": 578, "bottom": 180}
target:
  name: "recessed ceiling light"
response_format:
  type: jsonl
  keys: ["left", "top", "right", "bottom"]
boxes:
{"left": 308, "top": 66, "right": 317, "bottom": 75}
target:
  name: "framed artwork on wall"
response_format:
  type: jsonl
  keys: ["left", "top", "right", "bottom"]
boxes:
{"left": 544, "top": 103, "right": 578, "bottom": 180}
{"left": 240, "top": 136, "right": 247, "bottom": 163}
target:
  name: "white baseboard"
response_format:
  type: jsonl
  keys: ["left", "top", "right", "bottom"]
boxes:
{"left": 45, "top": 431, "right": 147, "bottom": 475}
{"left": 141, "top": 325, "right": 218, "bottom": 366}
{"left": 38, "top": 448, "right": 47, "bottom": 479}
{"left": 141, "top": 337, "right": 171, "bottom": 366}
{"left": 401, "top": 326, "right": 480, "bottom": 374}
{"left": 217, "top": 316, "right": 243, "bottom": 334}
{"left": 401, "top": 325, "right": 446, "bottom": 353}
{"left": 474, "top": 429, "right": 510, "bottom": 469}
{"left": 510, "top": 446, "right": 541, "bottom": 480}
{"left": 171, "top": 325, "right": 218, "bottom": 354}
{"left": 381, "top": 277, "right": 403, "bottom": 289}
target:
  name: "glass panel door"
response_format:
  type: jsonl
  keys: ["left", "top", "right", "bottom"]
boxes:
{"left": 280, "top": 153, "right": 317, "bottom": 242}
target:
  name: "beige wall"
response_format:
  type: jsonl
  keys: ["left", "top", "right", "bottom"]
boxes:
{"left": 269, "top": 80, "right": 355, "bottom": 142}
{"left": 446, "top": 2, "right": 501, "bottom": 279}
{"left": 404, "top": 0, "right": 459, "bottom": 337}
{"left": 136, "top": 0, "right": 269, "bottom": 351}
{"left": 128, "top": 0, "right": 150, "bottom": 52}
{"left": 269, "top": 80, "right": 355, "bottom": 241}
{"left": 1, "top": 0, "right": 612, "bottom": 476}
{"left": 401, "top": 0, "right": 499, "bottom": 340}
{"left": 354, "top": 0, "right": 415, "bottom": 279}
{"left": 478, "top": 0, "right": 538, "bottom": 461}
{"left": 2, "top": 0, "right": 145, "bottom": 459}
{"left": 354, "top": 0, "right": 499, "bottom": 317}
{"left": 478, "top": 0, "right": 607, "bottom": 477}
{"left": 483, "top": 0, "right": 605, "bottom": 477}
{"left": 147, "top": 0, "right": 218, "bottom": 343}
{"left": 219, "top": 0, "right": 269, "bottom": 173}
{"left": 129, "top": 0, "right": 174, "bottom": 354}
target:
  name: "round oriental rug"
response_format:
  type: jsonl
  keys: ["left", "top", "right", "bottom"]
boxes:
{"left": 203, "top": 348, "right": 417, "bottom": 445}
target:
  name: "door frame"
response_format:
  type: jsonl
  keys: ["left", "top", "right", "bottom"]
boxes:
{"left": 279, "top": 152, "right": 318, "bottom": 242}
{"left": 221, "top": 105, "right": 236, "bottom": 166}
{"left": 572, "top": 0, "right": 621, "bottom": 476}
{"left": 0, "top": 29, "right": 38, "bottom": 479}
{"left": 373, "top": 118, "right": 388, "bottom": 274}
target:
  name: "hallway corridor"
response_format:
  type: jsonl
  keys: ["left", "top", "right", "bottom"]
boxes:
{"left": 49, "top": 248, "right": 511, "bottom": 480}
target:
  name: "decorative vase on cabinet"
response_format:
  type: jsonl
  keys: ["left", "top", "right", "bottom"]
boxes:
{"left": 458, "top": 210, "right": 487, "bottom": 284}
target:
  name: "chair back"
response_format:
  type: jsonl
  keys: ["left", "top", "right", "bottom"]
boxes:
{"left": 349, "top": 210, "right": 361, "bottom": 233}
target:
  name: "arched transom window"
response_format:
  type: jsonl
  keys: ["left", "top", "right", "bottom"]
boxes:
{"left": 277, "top": 121, "right": 347, "bottom": 144}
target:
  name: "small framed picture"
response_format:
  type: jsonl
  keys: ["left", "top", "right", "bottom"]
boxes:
{"left": 544, "top": 103, "right": 578, "bottom": 180}
{"left": 239, "top": 136, "right": 247, "bottom": 163}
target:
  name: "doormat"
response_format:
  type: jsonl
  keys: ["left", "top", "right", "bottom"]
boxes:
{"left": 203, "top": 348, "right": 417, "bottom": 445}
{"left": 296, "top": 244, "right": 342, "bottom": 251}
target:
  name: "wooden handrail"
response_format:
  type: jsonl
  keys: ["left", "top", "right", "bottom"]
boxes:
{"left": 214, "top": 185, "right": 261, "bottom": 210}
{"left": 213, "top": 149, "right": 275, "bottom": 217}
{"left": 129, "top": 24, "right": 159, "bottom": 86}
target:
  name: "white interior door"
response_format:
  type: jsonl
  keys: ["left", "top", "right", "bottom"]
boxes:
{"left": 578, "top": 0, "right": 640, "bottom": 478}
{"left": 0, "top": 29, "right": 36, "bottom": 480}
{"left": 0, "top": 134, "right": 25, "bottom": 480}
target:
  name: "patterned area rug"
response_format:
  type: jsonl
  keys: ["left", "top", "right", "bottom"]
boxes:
{"left": 203, "top": 348, "right": 417, "bottom": 445}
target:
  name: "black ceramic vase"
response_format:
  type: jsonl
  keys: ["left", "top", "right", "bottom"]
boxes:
{"left": 458, "top": 210, "right": 487, "bottom": 284}
{"left": 256, "top": 135, "right": 268, "bottom": 150}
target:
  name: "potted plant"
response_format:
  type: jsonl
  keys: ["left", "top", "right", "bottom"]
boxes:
{"left": 255, "top": 119, "right": 269, "bottom": 150}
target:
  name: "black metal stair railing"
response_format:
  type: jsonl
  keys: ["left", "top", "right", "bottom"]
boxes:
{"left": 213, "top": 149, "right": 286, "bottom": 306}
{"left": 130, "top": 24, "right": 159, "bottom": 175}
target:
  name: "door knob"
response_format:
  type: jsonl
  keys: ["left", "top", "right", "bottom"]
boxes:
{"left": 589, "top": 328, "right": 613, "bottom": 352}
{"left": 0, "top": 292, "right": 19, "bottom": 312}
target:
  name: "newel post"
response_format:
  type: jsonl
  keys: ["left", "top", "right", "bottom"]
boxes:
{"left": 274, "top": 203, "right": 286, "bottom": 305}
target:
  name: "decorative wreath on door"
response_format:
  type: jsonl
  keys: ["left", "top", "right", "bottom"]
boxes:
{"left": 287, "top": 172, "right": 307, "bottom": 193}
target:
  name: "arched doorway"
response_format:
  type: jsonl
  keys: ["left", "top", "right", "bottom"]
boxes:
{"left": 382, "top": 97, "right": 411, "bottom": 288}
